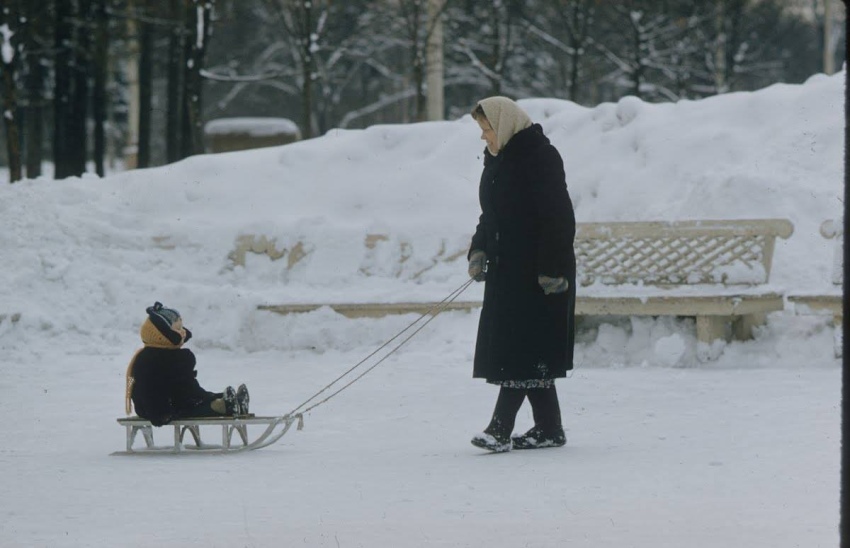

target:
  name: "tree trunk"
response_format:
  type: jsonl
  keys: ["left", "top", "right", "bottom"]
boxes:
{"left": 137, "top": 12, "right": 153, "bottom": 167}
{"left": 425, "top": 0, "right": 444, "bottom": 121}
{"left": 166, "top": 2, "right": 185, "bottom": 163}
{"left": 182, "top": 0, "right": 213, "bottom": 157}
{"left": 22, "top": 0, "right": 45, "bottom": 179}
{"left": 301, "top": 1, "right": 314, "bottom": 138}
{"left": 68, "top": 0, "right": 92, "bottom": 176}
{"left": 0, "top": 0, "right": 22, "bottom": 183}
{"left": 53, "top": 0, "right": 74, "bottom": 179}
{"left": 1, "top": 54, "right": 23, "bottom": 183}
{"left": 92, "top": 0, "right": 109, "bottom": 176}
{"left": 823, "top": 0, "right": 834, "bottom": 75}
{"left": 714, "top": 0, "right": 728, "bottom": 93}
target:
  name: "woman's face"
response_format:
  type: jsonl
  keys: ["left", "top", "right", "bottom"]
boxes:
{"left": 476, "top": 116, "right": 498, "bottom": 154}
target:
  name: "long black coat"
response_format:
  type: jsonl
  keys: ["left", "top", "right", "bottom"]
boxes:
{"left": 469, "top": 124, "right": 576, "bottom": 382}
{"left": 131, "top": 347, "right": 217, "bottom": 426}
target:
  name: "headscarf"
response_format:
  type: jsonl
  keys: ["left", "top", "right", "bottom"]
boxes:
{"left": 476, "top": 96, "right": 532, "bottom": 155}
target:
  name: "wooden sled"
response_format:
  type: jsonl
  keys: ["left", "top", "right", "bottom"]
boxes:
{"left": 112, "top": 414, "right": 303, "bottom": 455}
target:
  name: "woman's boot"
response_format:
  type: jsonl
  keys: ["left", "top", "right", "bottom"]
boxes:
{"left": 471, "top": 387, "right": 526, "bottom": 452}
{"left": 512, "top": 385, "right": 566, "bottom": 449}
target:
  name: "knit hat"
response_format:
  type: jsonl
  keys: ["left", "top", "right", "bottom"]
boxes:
{"left": 476, "top": 96, "right": 532, "bottom": 155}
{"left": 141, "top": 301, "right": 191, "bottom": 348}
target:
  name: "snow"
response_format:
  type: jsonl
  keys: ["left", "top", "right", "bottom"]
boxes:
{"left": 196, "top": 5, "right": 205, "bottom": 50}
{"left": 0, "top": 23, "right": 13, "bottom": 64}
{"left": 205, "top": 117, "right": 300, "bottom": 137}
{"left": 0, "top": 71, "right": 842, "bottom": 547}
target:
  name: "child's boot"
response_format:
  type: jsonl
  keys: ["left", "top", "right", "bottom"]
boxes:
{"left": 236, "top": 384, "right": 250, "bottom": 416}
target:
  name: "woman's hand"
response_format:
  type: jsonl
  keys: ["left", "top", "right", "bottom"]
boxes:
{"left": 538, "top": 275, "right": 569, "bottom": 295}
{"left": 468, "top": 250, "right": 487, "bottom": 282}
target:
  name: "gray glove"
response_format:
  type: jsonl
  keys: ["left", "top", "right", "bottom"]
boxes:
{"left": 468, "top": 250, "right": 487, "bottom": 282}
{"left": 538, "top": 275, "right": 569, "bottom": 295}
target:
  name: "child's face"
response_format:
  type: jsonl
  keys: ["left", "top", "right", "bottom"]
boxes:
{"left": 172, "top": 318, "right": 187, "bottom": 343}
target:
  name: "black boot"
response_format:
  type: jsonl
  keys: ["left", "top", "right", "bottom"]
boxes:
{"left": 223, "top": 386, "right": 238, "bottom": 416}
{"left": 512, "top": 386, "right": 566, "bottom": 449}
{"left": 471, "top": 387, "right": 526, "bottom": 453}
{"left": 236, "top": 384, "right": 250, "bottom": 416}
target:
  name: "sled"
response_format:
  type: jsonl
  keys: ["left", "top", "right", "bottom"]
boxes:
{"left": 112, "top": 414, "right": 303, "bottom": 455}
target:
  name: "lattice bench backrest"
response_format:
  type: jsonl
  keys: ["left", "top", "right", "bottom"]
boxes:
{"left": 575, "top": 219, "right": 794, "bottom": 287}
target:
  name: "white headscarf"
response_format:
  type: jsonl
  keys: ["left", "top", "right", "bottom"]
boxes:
{"left": 477, "top": 96, "right": 532, "bottom": 155}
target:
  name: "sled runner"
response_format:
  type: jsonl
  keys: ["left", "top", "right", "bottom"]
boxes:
{"left": 112, "top": 414, "right": 303, "bottom": 455}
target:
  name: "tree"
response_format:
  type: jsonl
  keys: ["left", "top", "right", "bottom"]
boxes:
{"left": 166, "top": 0, "right": 185, "bottom": 163}
{"left": 21, "top": 0, "right": 52, "bottom": 180}
{"left": 182, "top": 0, "right": 214, "bottom": 157}
{"left": 451, "top": 0, "right": 526, "bottom": 97}
{"left": 593, "top": 0, "right": 702, "bottom": 101}
{"left": 262, "top": 0, "right": 328, "bottom": 138}
{"left": 53, "top": 0, "right": 87, "bottom": 179}
{"left": 0, "top": 0, "right": 24, "bottom": 183}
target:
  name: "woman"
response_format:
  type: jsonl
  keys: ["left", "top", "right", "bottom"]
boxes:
{"left": 467, "top": 96, "right": 576, "bottom": 453}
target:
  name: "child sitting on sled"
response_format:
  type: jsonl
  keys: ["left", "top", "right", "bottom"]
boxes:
{"left": 125, "top": 302, "right": 249, "bottom": 426}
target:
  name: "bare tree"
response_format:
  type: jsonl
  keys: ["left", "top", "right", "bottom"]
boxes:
{"left": 92, "top": 0, "right": 110, "bottom": 176}
{"left": 452, "top": 1, "right": 525, "bottom": 97}
{"left": 262, "top": 0, "right": 331, "bottom": 138}
{"left": 166, "top": 0, "right": 185, "bottom": 163}
{"left": 526, "top": 0, "right": 596, "bottom": 102}
{"left": 182, "top": 0, "right": 214, "bottom": 156}
{"left": 21, "top": 0, "right": 52, "bottom": 180}
{"left": 594, "top": 1, "right": 703, "bottom": 101}
{"left": 0, "top": 0, "right": 24, "bottom": 182}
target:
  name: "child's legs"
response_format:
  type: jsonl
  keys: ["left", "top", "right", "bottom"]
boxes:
{"left": 174, "top": 398, "right": 230, "bottom": 418}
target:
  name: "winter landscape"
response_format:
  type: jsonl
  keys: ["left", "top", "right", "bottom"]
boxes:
{"left": 0, "top": 70, "right": 843, "bottom": 547}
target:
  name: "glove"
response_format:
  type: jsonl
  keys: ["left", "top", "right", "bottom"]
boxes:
{"left": 468, "top": 250, "right": 487, "bottom": 282}
{"left": 538, "top": 275, "right": 569, "bottom": 295}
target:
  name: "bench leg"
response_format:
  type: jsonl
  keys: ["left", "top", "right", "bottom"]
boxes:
{"left": 732, "top": 313, "right": 766, "bottom": 341}
{"left": 696, "top": 316, "right": 727, "bottom": 345}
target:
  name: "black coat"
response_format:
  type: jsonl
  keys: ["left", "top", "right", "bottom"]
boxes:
{"left": 469, "top": 124, "right": 576, "bottom": 382}
{"left": 130, "top": 347, "right": 217, "bottom": 426}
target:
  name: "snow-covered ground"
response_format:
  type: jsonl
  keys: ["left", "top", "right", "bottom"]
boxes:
{"left": 0, "top": 71, "right": 843, "bottom": 547}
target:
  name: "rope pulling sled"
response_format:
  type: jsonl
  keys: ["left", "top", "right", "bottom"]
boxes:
{"left": 112, "top": 279, "right": 474, "bottom": 455}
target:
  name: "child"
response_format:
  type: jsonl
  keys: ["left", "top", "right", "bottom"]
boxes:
{"left": 125, "top": 302, "right": 249, "bottom": 426}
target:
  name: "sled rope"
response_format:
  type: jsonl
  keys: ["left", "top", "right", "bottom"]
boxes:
{"left": 287, "top": 278, "right": 475, "bottom": 417}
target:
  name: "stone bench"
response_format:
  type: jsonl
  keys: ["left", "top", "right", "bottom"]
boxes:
{"left": 259, "top": 218, "right": 794, "bottom": 360}
{"left": 787, "top": 219, "right": 842, "bottom": 357}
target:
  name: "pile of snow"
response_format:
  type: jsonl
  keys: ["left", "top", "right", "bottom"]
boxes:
{"left": 204, "top": 117, "right": 300, "bottom": 137}
{"left": 0, "top": 71, "right": 842, "bottom": 366}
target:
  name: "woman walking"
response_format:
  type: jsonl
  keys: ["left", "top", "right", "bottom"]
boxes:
{"left": 467, "top": 96, "right": 577, "bottom": 453}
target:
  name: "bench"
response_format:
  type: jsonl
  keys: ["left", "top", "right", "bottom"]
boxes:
{"left": 787, "top": 219, "right": 842, "bottom": 357}
{"left": 114, "top": 414, "right": 301, "bottom": 455}
{"left": 259, "top": 218, "right": 794, "bottom": 360}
